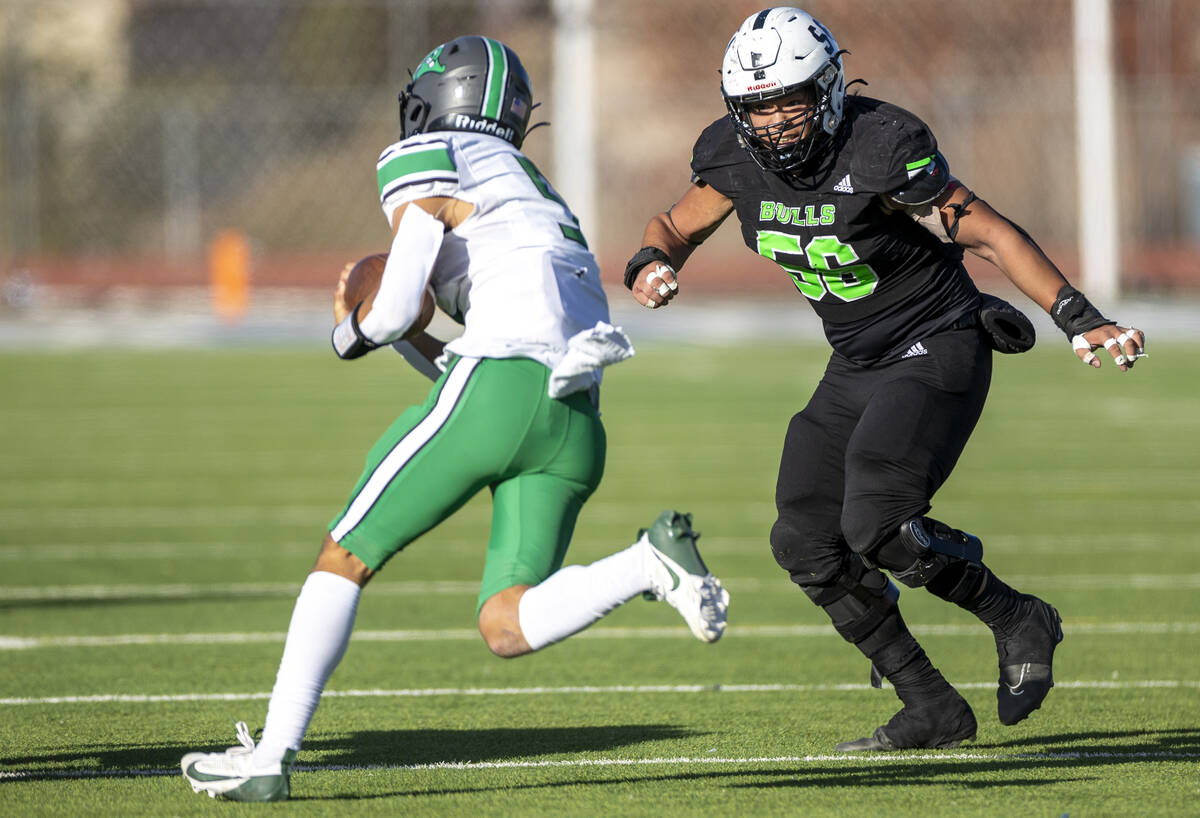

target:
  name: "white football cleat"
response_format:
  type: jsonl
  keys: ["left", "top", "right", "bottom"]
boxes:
{"left": 181, "top": 721, "right": 295, "bottom": 802}
{"left": 640, "top": 510, "right": 729, "bottom": 642}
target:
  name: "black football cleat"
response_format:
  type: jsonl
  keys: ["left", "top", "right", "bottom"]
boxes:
{"left": 835, "top": 689, "right": 977, "bottom": 752}
{"left": 993, "top": 595, "right": 1064, "bottom": 725}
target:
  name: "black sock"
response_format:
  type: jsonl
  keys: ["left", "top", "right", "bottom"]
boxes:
{"left": 956, "top": 569, "right": 1022, "bottom": 630}
{"left": 866, "top": 631, "right": 955, "bottom": 703}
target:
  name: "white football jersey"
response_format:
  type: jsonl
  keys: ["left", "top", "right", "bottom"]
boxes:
{"left": 375, "top": 131, "right": 622, "bottom": 392}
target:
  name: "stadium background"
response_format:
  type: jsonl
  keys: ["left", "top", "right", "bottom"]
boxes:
{"left": 2, "top": 5, "right": 1198, "bottom": 809}
{"left": 1, "top": 0, "right": 1198, "bottom": 317}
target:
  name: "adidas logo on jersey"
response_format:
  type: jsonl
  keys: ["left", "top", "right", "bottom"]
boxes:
{"left": 901, "top": 342, "right": 929, "bottom": 359}
{"left": 833, "top": 174, "right": 854, "bottom": 194}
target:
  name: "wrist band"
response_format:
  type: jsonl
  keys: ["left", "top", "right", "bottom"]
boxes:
{"left": 331, "top": 302, "right": 380, "bottom": 360}
{"left": 623, "top": 246, "right": 672, "bottom": 290}
{"left": 1050, "top": 284, "right": 1111, "bottom": 339}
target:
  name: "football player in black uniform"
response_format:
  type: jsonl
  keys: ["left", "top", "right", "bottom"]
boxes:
{"left": 625, "top": 7, "right": 1147, "bottom": 751}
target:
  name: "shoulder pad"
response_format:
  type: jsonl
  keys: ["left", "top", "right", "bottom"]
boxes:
{"left": 888, "top": 151, "right": 952, "bottom": 206}
{"left": 689, "top": 117, "right": 748, "bottom": 193}
{"left": 377, "top": 137, "right": 458, "bottom": 204}
{"left": 843, "top": 98, "right": 940, "bottom": 193}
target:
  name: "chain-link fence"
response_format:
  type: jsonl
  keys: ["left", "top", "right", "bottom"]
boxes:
{"left": 2, "top": 0, "right": 1197, "bottom": 298}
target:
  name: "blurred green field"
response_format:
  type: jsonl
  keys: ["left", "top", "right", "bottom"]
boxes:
{"left": 1, "top": 341, "right": 1198, "bottom": 816}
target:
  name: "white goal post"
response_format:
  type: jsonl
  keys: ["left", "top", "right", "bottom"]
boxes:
{"left": 1073, "top": 0, "right": 1120, "bottom": 301}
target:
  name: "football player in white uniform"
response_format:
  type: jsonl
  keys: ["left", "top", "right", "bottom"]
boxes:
{"left": 181, "top": 36, "right": 728, "bottom": 802}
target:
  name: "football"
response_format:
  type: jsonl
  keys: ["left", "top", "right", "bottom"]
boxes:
{"left": 343, "top": 253, "right": 436, "bottom": 338}
{"left": 343, "top": 253, "right": 388, "bottom": 317}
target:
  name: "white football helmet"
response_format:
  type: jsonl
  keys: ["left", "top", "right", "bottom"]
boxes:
{"left": 721, "top": 7, "right": 846, "bottom": 173}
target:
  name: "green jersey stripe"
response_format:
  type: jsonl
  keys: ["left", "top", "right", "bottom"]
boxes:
{"left": 481, "top": 38, "right": 508, "bottom": 120}
{"left": 377, "top": 147, "right": 456, "bottom": 197}
{"left": 560, "top": 224, "right": 589, "bottom": 248}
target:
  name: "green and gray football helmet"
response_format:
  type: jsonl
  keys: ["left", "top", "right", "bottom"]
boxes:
{"left": 399, "top": 36, "right": 534, "bottom": 148}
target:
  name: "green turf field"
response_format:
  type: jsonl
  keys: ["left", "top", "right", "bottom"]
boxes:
{"left": 1, "top": 341, "right": 1197, "bottom": 816}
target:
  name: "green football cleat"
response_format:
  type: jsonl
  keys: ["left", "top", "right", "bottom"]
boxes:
{"left": 181, "top": 721, "right": 295, "bottom": 802}
{"left": 640, "top": 510, "right": 729, "bottom": 643}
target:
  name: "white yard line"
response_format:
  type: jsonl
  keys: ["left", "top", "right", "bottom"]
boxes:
{"left": 2, "top": 679, "right": 1197, "bottom": 707}
{"left": 342, "top": 748, "right": 1200, "bottom": 769}
{"left": 0, "top": 500, "right": 776, "bottom": 529}
{"left": 2, "top": 748, "right": 1198, "bottom": 781}
{"left": 2, "top": 621, "right": 1198, "bottom": 651}
{"left": 3, "top": 532, "right": 1193, "bottom": 560}
{"left": 0, "top": 580, "right": 479, "bottom": 601}
{"left": 0, "top": 542, "right": 318, "bottom": 561}
{"left": 4, "top": 573, "right": 1200, "bottom": 602}
{"left": 0, "top": 506, "right": 325, "bottom": 528}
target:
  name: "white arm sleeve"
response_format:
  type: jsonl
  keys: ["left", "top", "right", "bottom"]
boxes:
{"left": 357, "top": 205, "right": 444, "bottom": 344}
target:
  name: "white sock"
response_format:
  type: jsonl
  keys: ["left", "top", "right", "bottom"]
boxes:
{"left": 252, "top": 571, "right": 361, "bottom": 766}
{"left": 517, "top": 539, "right": 651, "bottom": 651}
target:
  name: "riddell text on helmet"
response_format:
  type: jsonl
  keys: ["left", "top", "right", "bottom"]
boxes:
{"left": 452, "top": 114, "right": 516, "bottom": 142}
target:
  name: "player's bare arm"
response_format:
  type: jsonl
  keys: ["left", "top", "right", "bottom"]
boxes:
{"left": 399, "top": 331, "right": 446, "bottom": 366}
{"left": 630, "top": 181, "right": 733, "bottom": 309}
{"left": 938, "top": 184, "right": 1144, "bottom": 371}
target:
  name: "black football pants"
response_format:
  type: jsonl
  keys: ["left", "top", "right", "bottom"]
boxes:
{"left": 770, "top": 327, "right": 992, "bottom": 587}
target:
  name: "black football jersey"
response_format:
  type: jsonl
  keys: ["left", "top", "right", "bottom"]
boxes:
{"left": 691, "top": 96, "right": 980, "bottom": 364}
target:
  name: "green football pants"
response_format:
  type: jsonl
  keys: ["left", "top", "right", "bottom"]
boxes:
{"left": 329, "top": 356, "right": 606, "bottom": 609}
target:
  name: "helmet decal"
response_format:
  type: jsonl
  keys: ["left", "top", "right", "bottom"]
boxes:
{"left": 412, "top": 45, "right": 446, "bottom": 81}
{"left": 736, "top": 30, "right": 781, "bottom": 71}
{"left": 480, "top": 37, "right": 509, "bottom": 121}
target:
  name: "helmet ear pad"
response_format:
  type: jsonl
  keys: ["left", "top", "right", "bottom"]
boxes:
{"left": 398, "top": 90, "right": 430, "bottom": 140}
